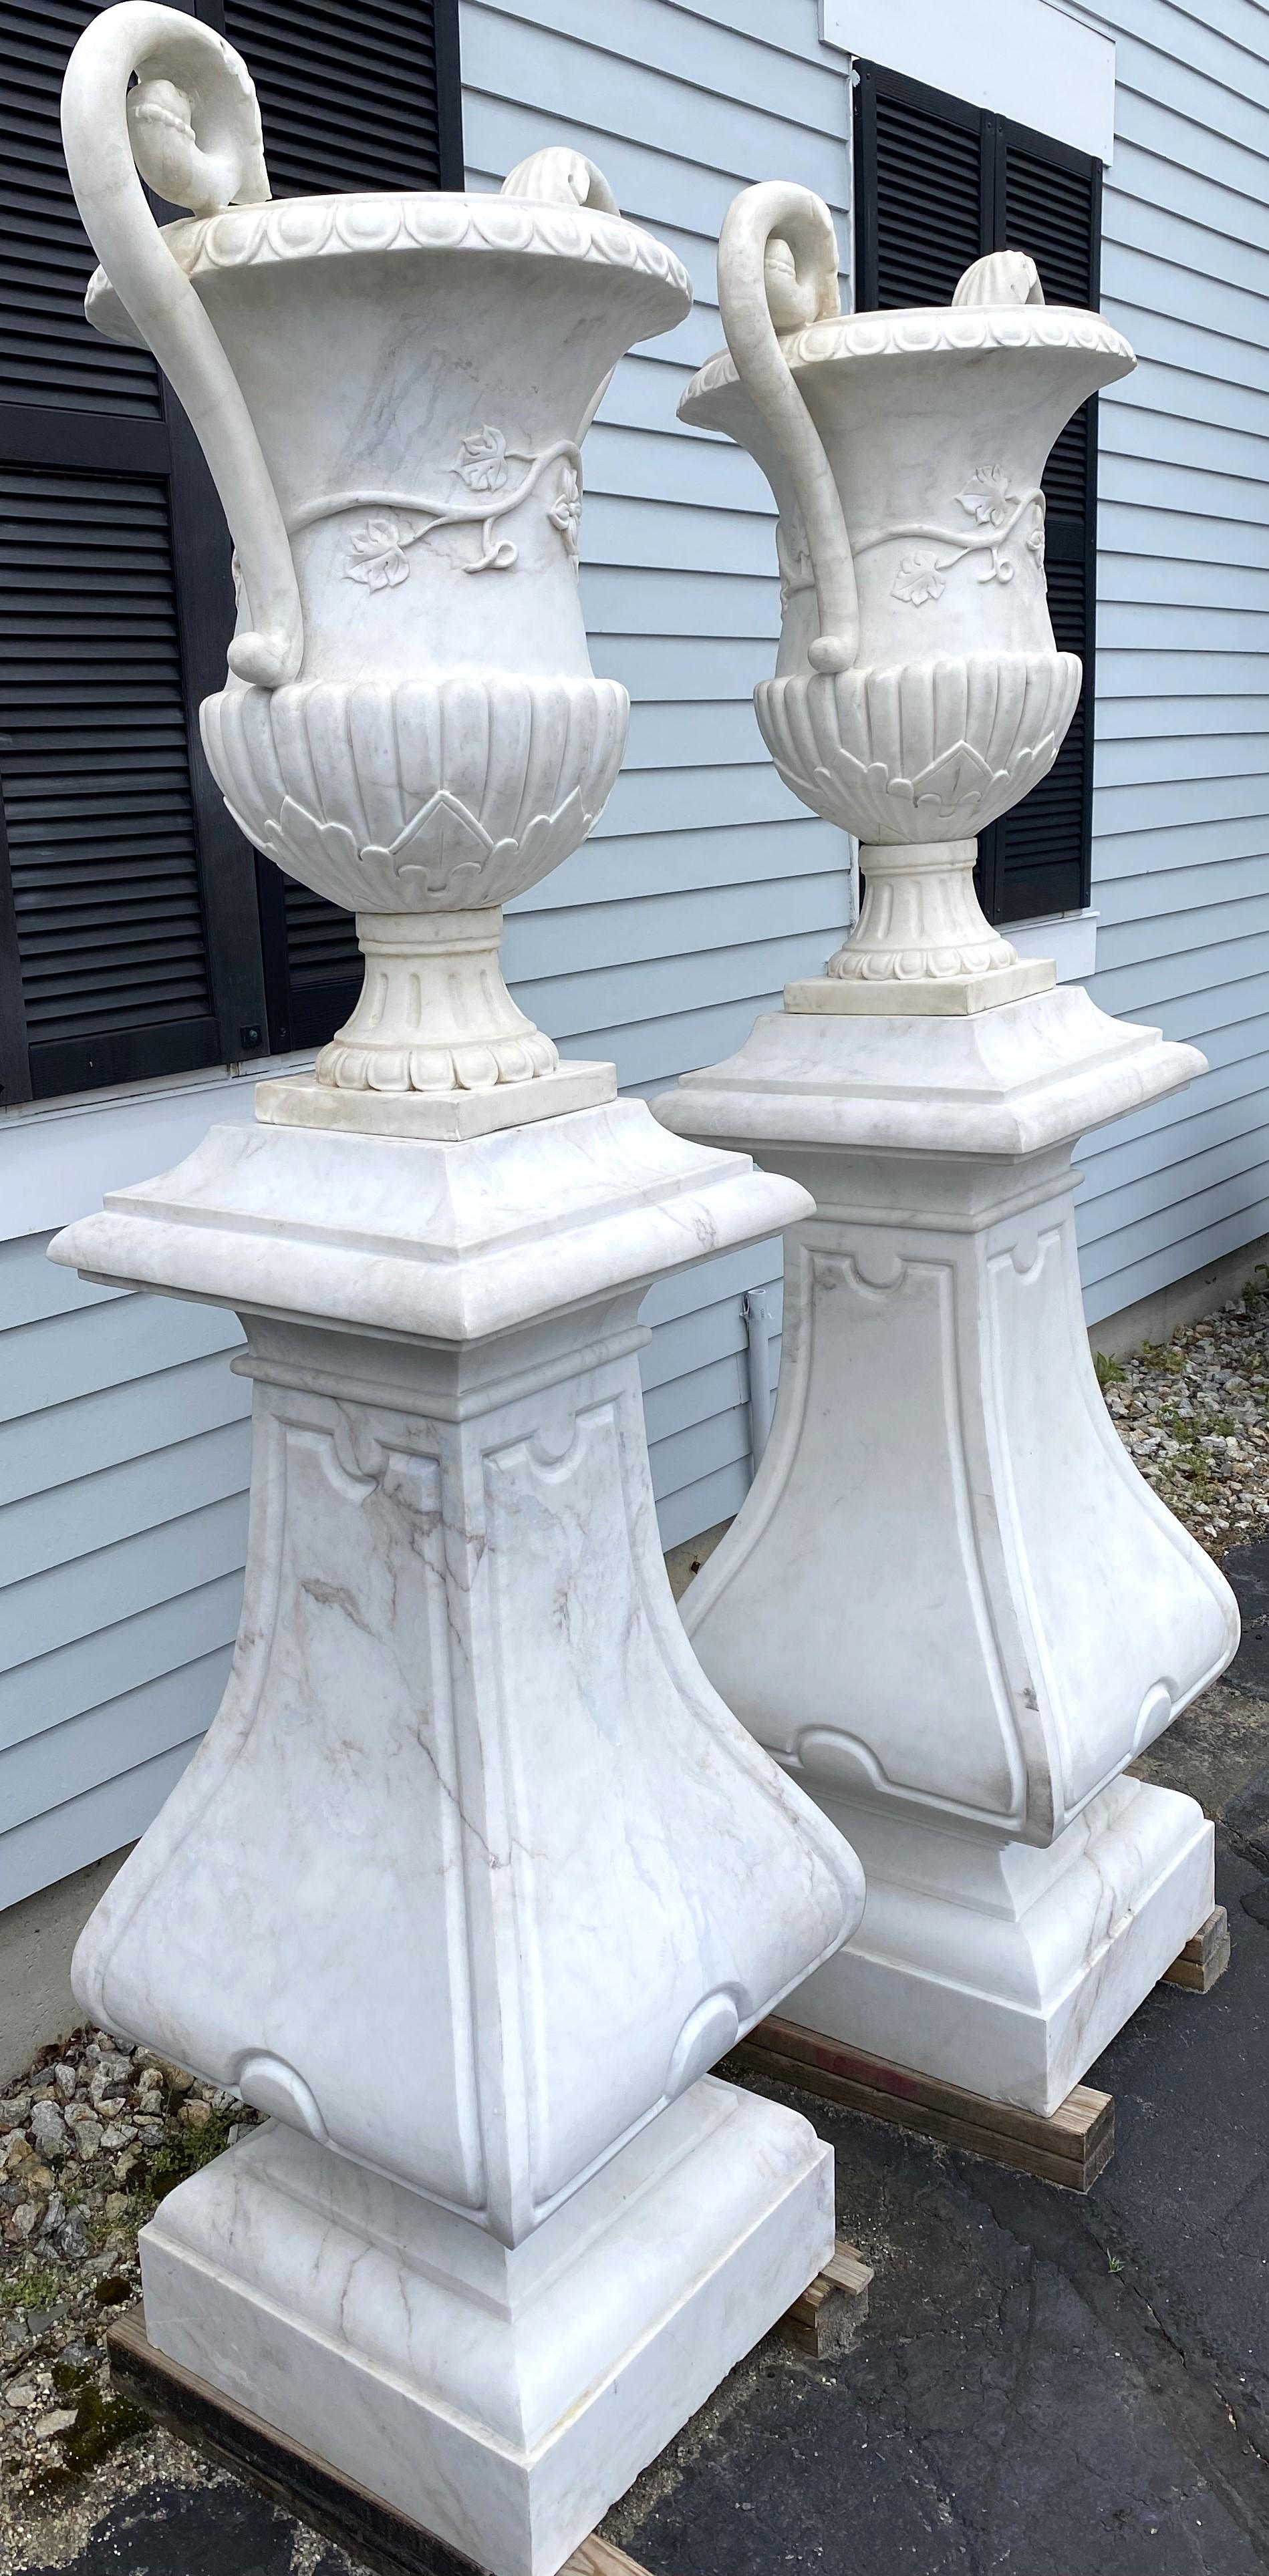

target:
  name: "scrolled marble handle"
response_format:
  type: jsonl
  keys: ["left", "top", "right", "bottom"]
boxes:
{"left": 61, "top": 2, "right": 303, "bottom": 689}
{"left": 501, "top": 151, "right": 625, "bottom": 439}
{"left": 501, "top": 148, "right": 621, "bottom": 214}
{"left": 717, "top": 182, "right": 858, "bottom": 675}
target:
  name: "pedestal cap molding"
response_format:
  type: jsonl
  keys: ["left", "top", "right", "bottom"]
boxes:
{"left": 49, "top": 1099, "right": 813, "bottom": 1343}
{"left": 656, "top": 987, "right": 1207, "bottom": 1163}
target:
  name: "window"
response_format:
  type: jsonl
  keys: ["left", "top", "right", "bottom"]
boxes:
{"left": 854, "top": 58, "right": 1103, "bottom": 927}
{"left": 0, "top": 0, "right": 462, "bottom": 1105}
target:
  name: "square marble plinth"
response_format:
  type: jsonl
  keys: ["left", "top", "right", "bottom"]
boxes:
{"left": 137, "top": 2078, "right": 833, "bottom": 2576}
{"left": 256, "top": 1063, "right": 616, "bottom": 1142}
{"left": 783, "top": 957, "right": 1054, "bottom": 1017}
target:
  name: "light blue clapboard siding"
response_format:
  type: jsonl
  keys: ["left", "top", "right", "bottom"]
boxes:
{"left": 0, "top": 1235, "right": 251, "bottom": 1907}
{"left": 1079, "top": 0, "right": 1269, "bottom": 1323}
{"left": 472, "top": 0, "right": 851, "bottom": 1508}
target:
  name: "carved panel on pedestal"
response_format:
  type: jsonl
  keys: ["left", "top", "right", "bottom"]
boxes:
{"left": 481, "top": 1371, "right": 856, "bottom": 2225}
{"left": 74, "top": 1383, "right": 488, "bottom": 2217}
{"left": 988, "top": 1219, "right": 1236, "bottom": 1823}
{"left": 690, "top": 1234, "right": 1032, "bottom": 1828}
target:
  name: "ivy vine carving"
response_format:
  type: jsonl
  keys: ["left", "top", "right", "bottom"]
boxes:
{"left": 287, "top": 429, "right": 585, "bottom": 590}
{"left": 866, "top": 468, "right": 1047, "bottom": 609}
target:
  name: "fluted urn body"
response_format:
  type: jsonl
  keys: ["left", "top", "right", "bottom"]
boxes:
{"left": 64, "top": 20, "right": 690, "bottom": 1112}
{"left": 679, "top": 198, "right": 1134, "bottom": 1007}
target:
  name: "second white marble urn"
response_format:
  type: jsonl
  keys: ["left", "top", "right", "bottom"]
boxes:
{"left": 678, "top": 185, "right": 1135, "bottom": 1011}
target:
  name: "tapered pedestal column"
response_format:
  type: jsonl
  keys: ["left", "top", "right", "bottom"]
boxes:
{"left": 49, "top": 1097, "right": 865, "bottom": 2576}
{"left": 655, "top": 987, "right": 1240, "bottom": 2114}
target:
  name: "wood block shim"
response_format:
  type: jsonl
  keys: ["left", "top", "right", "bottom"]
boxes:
{"left": 778, "top": 2234, "right": 873, "bottom": 2359}
{"left": 1159, "top": 1907, "right": 1230, "bottom": 1995}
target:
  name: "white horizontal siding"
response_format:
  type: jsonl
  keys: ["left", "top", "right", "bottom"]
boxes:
{"left": 1079, "top": 0, "right": 1269, "bottom": 1323}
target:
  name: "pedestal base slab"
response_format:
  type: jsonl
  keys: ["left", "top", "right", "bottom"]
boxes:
{"left": 785, "top": 1778, "right": 1214, "bottom": 2116}
{"left": 108, "top": 2314, "right": 654, "bottom": 2576}
{"left": 137, "top": 2078, "right": 833, "bottom": 2576}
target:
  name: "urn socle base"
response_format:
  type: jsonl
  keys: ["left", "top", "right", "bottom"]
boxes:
{"left": 257, "top": 1060, "right": 617, "bottom": 1142}
{"left": 789, "top": 1778, "right": 1214, "bottom": 2116}
{"left": 136, "top": 2081, "right": 833, "bottom": 2576}
{"left": 785, "top": 957, "right": 1054, "bottom": 1017}
{"left": 785, "top": 841, "right": 1057, "bottom": 1018}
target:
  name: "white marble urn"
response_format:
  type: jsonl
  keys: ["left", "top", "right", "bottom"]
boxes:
{"left": 678, "top": 186, "right": 1134, "bottom": 1011}
{"left": 63, "top": 9, "right": 690, "bottom": 1124}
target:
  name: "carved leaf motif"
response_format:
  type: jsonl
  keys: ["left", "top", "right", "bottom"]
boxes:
{"left": 548, "top": 463, "right": 582, "bottom": 560}
{"left": 907, "top": 742, "right": 996, "bottom": 818}
{"left": 456, "top": 425, "right": 509, "bottom": 491}
{"left": 262, "top": 798, "right": 360, "bottom": 882}
{"left": 370, "top": 789, "right": 492, "bottom": 897}
{"left": 892, "top": 551, "right": 946, "bottom": 608}
{"left": 956, "top": 465, "right": 1016, "bottom": 528}
{"left": 345, "top": 514, "right": 412, "bottom": 589}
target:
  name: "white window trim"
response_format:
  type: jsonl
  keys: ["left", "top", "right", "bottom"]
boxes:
{"left": 0, "top": 1051, "right": 316, "bottom": 1244}
{"left": 819, "top": 0, "right": 1116, "bottom": 166}
{"left": 1008, "top": 907, "right": 1099, "bottom": 985}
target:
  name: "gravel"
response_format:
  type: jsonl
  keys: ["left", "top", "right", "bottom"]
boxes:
{"left": 1095, "top": 1271, "right": 1269, "bottom": 1559}
{"left": 0, "top": 2022, "right": 259, "bottom": 2533}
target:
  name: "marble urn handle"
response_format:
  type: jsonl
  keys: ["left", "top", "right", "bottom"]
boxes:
{"left": 501, "top": 146, "right": 620, "bottom": 214}
{"left": 716, "top": 182, "right": 859, "bottom": 673}
{"left": 61, "top": 4, "right": 302, "bottom": 689}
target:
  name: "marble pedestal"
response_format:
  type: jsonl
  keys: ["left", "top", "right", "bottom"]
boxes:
{"left": 655, "top": 987, "right": 1240, "bottom": 2114}
{"left": 50, "top": 1097, "right": 863, "bottom": 2575}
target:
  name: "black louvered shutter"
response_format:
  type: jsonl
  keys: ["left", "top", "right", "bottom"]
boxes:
{"left": 981, "top": 128, "right": 1101, "bottom": 923}
{"left": 0, "top": 0, "right": 462, "bottom": 1102}
{"left": 855, "top": 65, "right": 1101, "bottom": 929}
{"left": 217, "top": 0, "right": 463, "bottom": 1053}
{"left": 0, "top": 0, "right": 267, "bottom": 1101}
{"left": 854, "top": 64, "right": 986, "bottom": 311}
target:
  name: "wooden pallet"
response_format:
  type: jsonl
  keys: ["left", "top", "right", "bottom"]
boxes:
{"left": 732, "top": 2018, "right": 1114, "bottom": 2193}
{"left": 778, "top": 2236, "right": 873, "bottom": 2359}
{"left": 108, "top": 2310, "right": 654, "bottom": 2576}
{"left": 1159, "top": 1906, "right": 1230, "bottom": 1994}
